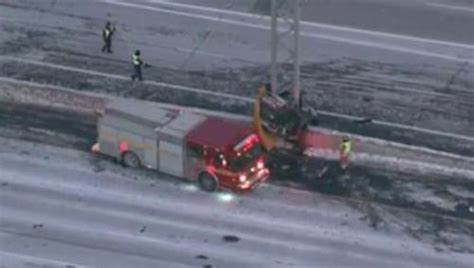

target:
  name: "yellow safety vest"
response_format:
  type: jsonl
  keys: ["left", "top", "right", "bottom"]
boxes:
{"left": 132, "top": 54, "right": 141, "bottom": 66}
{"left": 341, "top": 140, "right": 352, "bottom": 155}
{"left": 104, "top": 28, "right": 111, "bottom": 38}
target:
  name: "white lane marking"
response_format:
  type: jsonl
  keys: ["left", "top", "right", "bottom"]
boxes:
{"left": 357, "top": 73, "right": 474, "bottom": 94}
{"left": 311, "top": 77, "right": 467, "bottom": 98}
{"left": 304, "top": 32, "right": 472, "bottom": 63}
{"left": 313, "top": 79, "right": 455, "bottom": 98}
{"left": 174, "top": 47, "right": 230, "bottom": 59}
{"left": 1, "top": 55, "right": 473, "bottom": 143}
{"left": 0, "top": 55, "right": 250, "bottom": 102}
{"left": 427, "top": 2, "right": 474, "bottom": 13}
{"left": 2, "top": 76, "right": 474, "bottom": 163}
{"left": 0, "top": 251, "right": 86, "bottom": 268}
{"left": 142, "top": 0, "right": 474, "bottom": 50}
{"left": 99, "top": 0, "right": 473, "bottom": 63}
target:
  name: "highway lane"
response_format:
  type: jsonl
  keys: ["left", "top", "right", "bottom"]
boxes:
{"left": 99, "top": 0, "right": 474, "bottom": 63}
{"left": 171, "top": 0, "right": 474, "bottom": 44}
{"left": 1, "top": 137, "right": 473, "bottom": 268}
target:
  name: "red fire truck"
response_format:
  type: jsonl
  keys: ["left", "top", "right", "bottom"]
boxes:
{"left": 91, "top": 100, "right": 269, "bottom": 192}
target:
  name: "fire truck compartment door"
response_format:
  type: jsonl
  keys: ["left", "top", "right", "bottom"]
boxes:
{"left": 159, "top": 141, "right": 184, "bottom": 178}
{"left": 143, "top": 138, "right": 158, "bottom": 169}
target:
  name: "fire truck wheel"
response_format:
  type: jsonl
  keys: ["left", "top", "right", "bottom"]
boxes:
{"left": 199, "top": 173, "right": 217, "bottom": 192}
{"left": 122, "top": 151, "right": 141, "bottom": 168}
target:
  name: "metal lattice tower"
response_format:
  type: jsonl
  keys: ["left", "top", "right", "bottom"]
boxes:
{"left": 270, "top": 0, "right": 303, "bottom": 107}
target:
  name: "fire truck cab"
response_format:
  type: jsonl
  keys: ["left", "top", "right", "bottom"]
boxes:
{"left": 92, "top": 100, "right": 269, "bottom": 192}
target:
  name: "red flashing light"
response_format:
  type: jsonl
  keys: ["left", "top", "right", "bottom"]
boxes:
{"left": 241, "top": 142, "right": 253, "bottom": 152}
{"left": 234, "top": 134, "right": 259, "bottom": 152}
{"left": 91, "top": 143, "right": 100, "bottom": 154}
{"left": 257, "top": 159, "right": 264, "bottom": 169}
{"left": 119, "top": 141, "right": 129, "bottom": 152}
{"left": 206, "top": 165, "right": 216, "bottom": 173}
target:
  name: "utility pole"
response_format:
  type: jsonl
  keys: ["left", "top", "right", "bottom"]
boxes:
{"left": 293, "top": 0, "right": 301, "bottom": 107}
{"left": 270, "top": 0, "right": 278, "bottom": 94}
{"left": 269, "top": 0, "right": 303, "bottom": 108}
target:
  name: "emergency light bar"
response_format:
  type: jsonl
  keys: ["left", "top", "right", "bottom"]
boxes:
{"left": 233, "top": 134, "right": 259, "bottom": 152}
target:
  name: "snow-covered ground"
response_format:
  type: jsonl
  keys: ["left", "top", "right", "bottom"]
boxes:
{"left": 0, "top": 137, "right": 473, "bottom": 267}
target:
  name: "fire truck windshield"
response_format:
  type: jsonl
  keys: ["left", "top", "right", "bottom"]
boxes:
{"left": 229, "top": 142, "right": 263, "bottom": 171}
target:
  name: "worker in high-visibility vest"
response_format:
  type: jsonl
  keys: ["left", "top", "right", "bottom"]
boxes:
{"left": 339, "top": 135, "right": 352, "bottom": 170}
{"left": 131, "top": 50, "right": 144, "bottom": 81}
{"left": 101, "top": 21, "right": 115, "bottom": 53}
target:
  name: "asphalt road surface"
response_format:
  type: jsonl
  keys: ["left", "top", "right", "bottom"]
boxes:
{"left": 1, "top": 137, "right": 473, "bottom": 268}
{"left": 173, "top": 0, "right": 474, "bottom": 44}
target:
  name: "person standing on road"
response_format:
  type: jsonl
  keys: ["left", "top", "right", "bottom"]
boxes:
{"left": 339, "top": 135, "right": 352, "bottom": 170}
{"left": 101, "top": 21, "right": 115, "bottom": 53}
{"left": 131, "top": 50, "right": 144, "bottom": 81}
